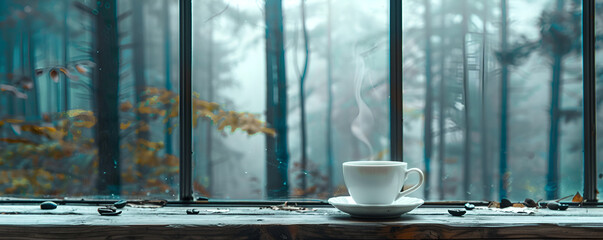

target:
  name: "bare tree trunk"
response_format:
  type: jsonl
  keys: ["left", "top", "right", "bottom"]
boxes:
{"left": 545, "top": 0, "right": 565, "bottom": 200}
{"left": 205, "top": 1, "right": 215, "bottom": 194}
{"left": 265, "top": 0, "right": 289, "bottom": 199}
{"left": 299, "top": 0, "right": 310, "bottom": 196}
{"left": 423, "top": 0, "right": 433, "bottom": 200}
{"left": 326, "top": 0, "right": 334, "bottom": 195}
{"left": 461, "top": 0, "right": 471, "bottom": 200}
{"left": 133, "top": 0, "right": 149, "bottom": 141}
{"left": 163, "top": 0, "right": 173, "bottom": 155}
{"left": 94, "top": 0, "right": 121, "bottom": 196}
{"left": 480, "top": 0, "right": 491, "bottom": 201}
{"left": 438, "top": 0, "right": 447, "bottom": 200}
{"left": 63, "top": 0, "right": 70, "bottom": 112}
{"left": 499, "top": 0, "right": 509, "bottom": 199}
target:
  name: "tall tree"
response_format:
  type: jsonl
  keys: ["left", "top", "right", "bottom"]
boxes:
{"left": 326, "top": 0, "right": 334, "bottom": 195}
{"left": 437, "top": 0, "right": 447, "bottom": 200}
{"left": 91, "top": 0, "right": 121, "bottom": 195}
{"left": 265, "top": 0, "right": 289, "bottom": 199}
{"left": 480, "top": 0, "right": 491, "bottom": 200}
{"left": 62, "top": 0, "right": 70, "bottom": 112}
{"left": 423, "top": 0, "right": 433, "bottom": 199}
{"left": 299, "top": 0, "right": 310, "bottom": 196}
{"left": 25, "top": 16, "right": 40, "bottom": 119}
{"left": 3, "top": 5, "right": 16, "bottom": 116}
{"left": 163, "top": 0, "right": 173, "bottom": 155}
{"left": 133, "top": 0, "right": 149, "bottom": 141}
{"left": 545, "top": 0, "right": 567, "bottom": 199}
{"left": 499, "top": 0, "right": 509, "bottom": 199}
{"left": 205, "top": 1, "right": 215, "bottom": 194}
{"left": 461, "top": 0, "right": 471, "bottom": 200}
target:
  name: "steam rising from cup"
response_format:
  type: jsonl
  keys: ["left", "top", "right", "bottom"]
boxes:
{"left": 351, "top": 50, "right": 375, "bottom": 160}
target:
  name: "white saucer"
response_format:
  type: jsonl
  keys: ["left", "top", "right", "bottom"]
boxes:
{"left": 328, "top": 196, "right": 424, "bottom": 218}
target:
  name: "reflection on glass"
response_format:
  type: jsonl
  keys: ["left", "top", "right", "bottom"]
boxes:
{"left": 0, "top": 0, "right": 179, "bottom": 199}
{"left": 192, "top": 0, "right": 389, "bottom": 200}
{"left": 406, "top": 0, "right": 583, "bottom": 201}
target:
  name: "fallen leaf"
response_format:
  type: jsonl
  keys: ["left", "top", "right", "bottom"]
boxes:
{"left": 49, "top": 69, "right": 59, "bottom": 83}
{"left": 572, "top": 192, "right": 583, "bottom": 203}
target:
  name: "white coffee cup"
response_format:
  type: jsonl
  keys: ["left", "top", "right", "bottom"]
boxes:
{"left": 343, "top": 161, "right": 425, "bottom": 205}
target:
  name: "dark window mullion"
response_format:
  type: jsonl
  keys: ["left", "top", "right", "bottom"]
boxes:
{"left": 583, "top": 0, "right": 597, "bottom": 203}
{"left": 390, "top": 0, "right": 403, "bottom": 162}
{"left": 179, "top": 0, "right": 193, "bottom": 201}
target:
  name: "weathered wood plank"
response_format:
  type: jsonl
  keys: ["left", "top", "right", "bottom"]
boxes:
{"left": 0, "top": 206, "right": 601, "bottom": 239}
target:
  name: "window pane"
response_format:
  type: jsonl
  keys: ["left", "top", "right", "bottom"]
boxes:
{"left": 0, "top": 0, "right": 179, "bottom": 199}
{"left": 192, "top": 0, "right": 389, "bottom": 199}
{"left": 404, "top": 0, "right": 583, "bottom": 201}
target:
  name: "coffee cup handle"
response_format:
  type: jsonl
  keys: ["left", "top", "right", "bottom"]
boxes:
{"left": 396, "top": 168, "right": 425, "bottom": 200}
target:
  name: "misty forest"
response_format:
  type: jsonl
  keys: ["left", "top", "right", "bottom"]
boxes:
{"left": 1, "top": 0, "right": 603, "bottom": 202}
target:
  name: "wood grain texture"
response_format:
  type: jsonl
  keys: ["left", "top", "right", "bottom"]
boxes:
{"left": 0, "top": 206, "right": 601, "bottom": 239}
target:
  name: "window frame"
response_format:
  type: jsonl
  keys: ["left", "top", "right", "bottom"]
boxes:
{"left": 177, "top": 0, "right": 601, "bottom": 204}
{"left": 0, "top": 0, "right": 595, "bottom": 205}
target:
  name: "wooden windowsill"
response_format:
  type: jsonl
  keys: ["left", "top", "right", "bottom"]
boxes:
{"left": 0, "top": 205, "right": 602, "bottom": 239}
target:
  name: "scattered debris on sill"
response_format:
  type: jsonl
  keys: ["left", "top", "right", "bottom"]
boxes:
{"left": 448, "top": 209, "right": 466, "bottom": 216}
{"left": 40, "top": 201, "right": 58, "bottom": 210}
{"left": 113, "top": 200, "right": 127, "bottom": 209}
{"left": 206, "top": 208, "right": 230, "bottom": 213}
{"left": 98, "top": 206, "right": 122, "bottom": 216}
{"left": 186, "top": 209, "right": 199, "bottom": 215}
{"left": 260, "top": 202, "right": 316, "bottom": 213}
{"left": 126, "top": 199, "right": 167, "bottom": 208}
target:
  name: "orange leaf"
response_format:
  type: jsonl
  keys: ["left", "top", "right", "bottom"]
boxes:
{"left": 120, "top": 122, "right": 132, "bottom": 130}
{"left": 572, "top": 192, "right": 583, "bottom": 203}
{"left": 49, "top": 69, "right": 59, "bottom": 83}
{"left": 120, "top": 101, "right": 133, "bottom": 112}
{"left": 0, "top": 138, "right": 36, "bottom": 145}
{"left": 75, "top": 64, "right": 88, "bottom": 74}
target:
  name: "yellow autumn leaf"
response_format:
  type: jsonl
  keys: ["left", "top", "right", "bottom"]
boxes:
{"left": 120, "top": 122, "right": 132, "bottom": 130}
{"left": 120, "top": 101, "right": 133, "bottom": 112}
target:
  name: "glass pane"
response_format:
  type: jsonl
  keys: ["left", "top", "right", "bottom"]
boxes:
{"left": 0, "top": 0, "right": 179, "bottom": 199}
{"left": 192, "top": 0, "right": 389, "bottom": 199}
{"left": 404, "top": 0, "right": 583, "bottom": 201}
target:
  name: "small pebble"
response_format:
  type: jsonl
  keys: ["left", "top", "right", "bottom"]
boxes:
{"left": 448, "top": 209, "right": 466, "bottom": 216}
{"left": 464, "top": 203, "right": 475, "bottom": 210}
{"left": 524, "top": 198, "right": 538, "bottom": 208}
{"left": 558, "top": 204, "right": 569, "bottom": 210}
{"left": 114, "top": 200, "right": 127, "bottom": 209}
{"left": 186, "top": 209, "right": 199, "bottom": 215}
{"left": 98, "top": 206, "right": 121, "bottom": 216}
{"left": 547, "top": 202, "right": 560, "bottom": 210}
{"left": 500, "top": 199, "right": 512, "bottom": 208}
{"left": 40, "top": 201, "right": 57, "bottom": 210}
